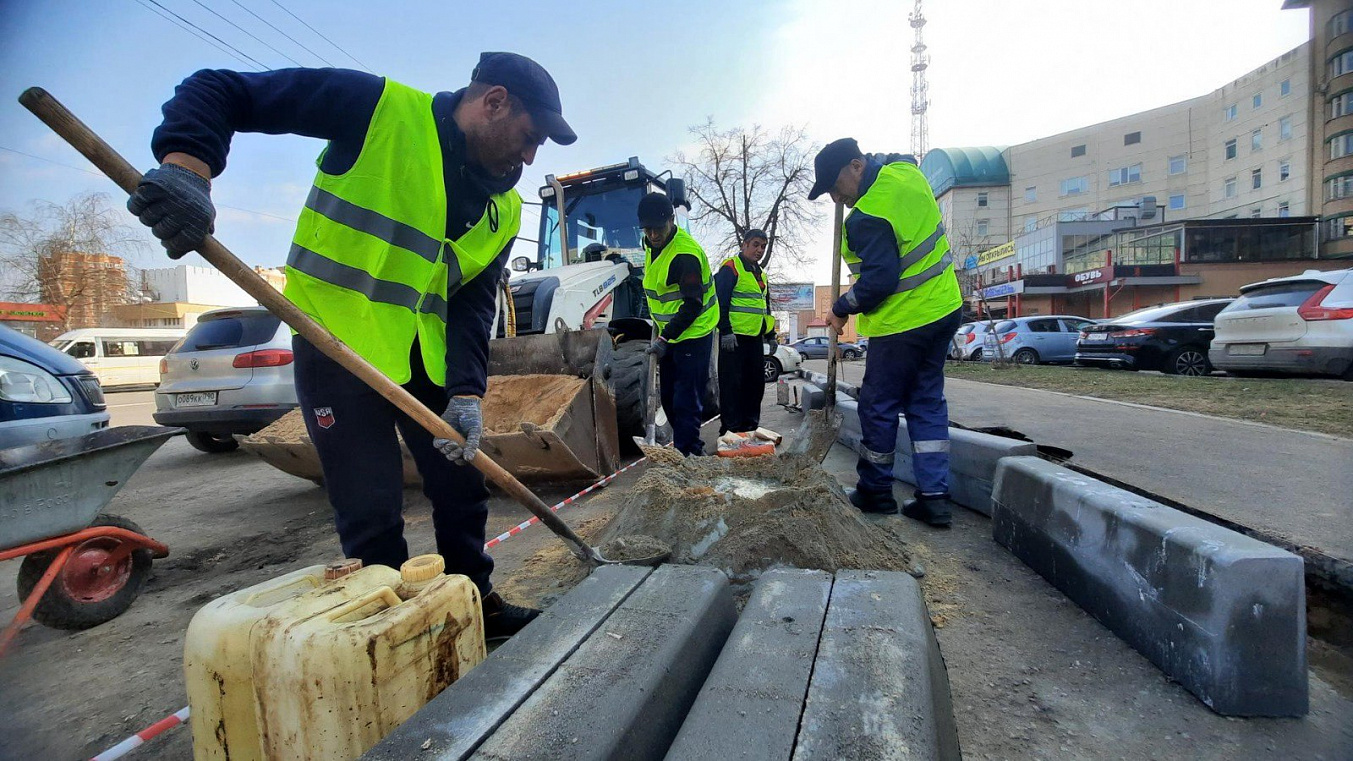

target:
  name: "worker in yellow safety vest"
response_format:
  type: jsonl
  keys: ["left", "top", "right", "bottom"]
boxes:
{"left": 714, "top": 229, "right": 776, "bottom": 434}
{"left": 127, "top": 53, "right": 575, "bottom": 639}
{"left": 808, "top": 138, "right": 964, "bottom": 526}
{"left": 638, "top": 192, "right": 718, "bottom": 456}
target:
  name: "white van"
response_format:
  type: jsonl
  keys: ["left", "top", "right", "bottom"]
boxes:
{"left": 49, "top": 328, "right": 185, "bottom": 389}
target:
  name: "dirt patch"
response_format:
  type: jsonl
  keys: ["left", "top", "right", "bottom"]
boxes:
{"left": 482, "top": 375, "right": 586, "bottom": 433}
{"left": 597, "top": 534, "right": 670, "bottom": 562}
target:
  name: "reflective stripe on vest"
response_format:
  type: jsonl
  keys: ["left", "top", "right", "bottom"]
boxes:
{"left": 841, "top": 162, "right": 962, "bottom": 337}
{"left": 282, "top": 79, "right": 519, "bottom": 386}
{"left": 642, "top": 227, "right": 719, "bottom": 342}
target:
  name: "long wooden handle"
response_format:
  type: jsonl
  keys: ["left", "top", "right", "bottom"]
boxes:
{"left": 18, "top": 87, "right": 597, "bottom": 561}
{"left": 824, "top": 202, "right": 844, "bottom": 413}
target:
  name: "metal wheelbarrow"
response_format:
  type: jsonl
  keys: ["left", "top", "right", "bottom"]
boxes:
{"left": 0, "top": 425, "right": 180, "bottom": 655}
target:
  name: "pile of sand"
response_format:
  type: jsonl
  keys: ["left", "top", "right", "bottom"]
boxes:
{"left": 482, "top": 374, "right": 585, "bottom": 433}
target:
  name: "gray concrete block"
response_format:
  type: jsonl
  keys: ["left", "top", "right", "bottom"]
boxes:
{"left": 793, "top": 570, "right": 961, "bottom": 761}
{"left": 665, "top": 569, "right": 833, "bottom": 761}
{"left": 835, "top": 398, "right": 1036, "bottom": 515}
{"left": 800, "top": 371, "right": 858, "bottom": 400}
{"left": 471, "top": 565, "right": 737, "bottom": 761}
{"left": 800, "top": 383, "right": 825, "bottom": 411}
{"left": 991, "top": 457, "right": 1308, "bottom": 717}
{"left": 364, "top": 566, "right": 654, "bottom": 760}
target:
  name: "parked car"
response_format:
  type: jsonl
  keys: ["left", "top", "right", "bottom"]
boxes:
{"left": 1210, "top": 268, "right": 1353, "bottom": 380}
{"left": 978, "top": 315, "right": 1100, "bottom": 364}
{"left": 790, "top": 336, "right": 865, "bottom": 360}
{"left": 1075, "top": 298, "right": 1234, "bottom": 376}
{"left": 764, "top": 342, "right": 803, "bottom": 383}
{"left": 49, "top": 327, "right": 184, "bottom": 389}
{"left": 952, "top": 321, "right": 1009, "bottom": 361}
{"left": 153, "top": 307, "right": 297, "bottom": 453}
{"left": 0, "top": 325, "right": 109, "bottom": 449}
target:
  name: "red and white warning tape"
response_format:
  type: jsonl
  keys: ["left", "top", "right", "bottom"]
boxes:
{"left": 483, "top": 456, "right": 648, "bottom": 550}
{"left": 90, "top": 706, "right": 189, "bottom": 761}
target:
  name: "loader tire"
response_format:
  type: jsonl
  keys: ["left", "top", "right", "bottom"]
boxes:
{"left": 602, "top": 340, "right": 670, "bottom": 451}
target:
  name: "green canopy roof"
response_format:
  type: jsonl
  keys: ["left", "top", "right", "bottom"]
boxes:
{"left": 920, "top": 147, "right": 1009, "bottom": 196}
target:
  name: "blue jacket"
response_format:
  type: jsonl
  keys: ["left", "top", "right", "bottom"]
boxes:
{"left": 831, "top": 158, "right": 901, "bottom": 320}
{"left": 151, "top": 68, "right": 517, "bottom": 398}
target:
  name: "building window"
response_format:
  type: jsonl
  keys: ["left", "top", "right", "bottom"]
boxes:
{"left": 1224, "top": 177, "right": 1237, "bottom": 198}
{"left": 1224, "top": 104, "right": 1237, "bottom": 122}
{"left": 1168, "top": 155, "right": 1186, "bottom": 175}
{"left": 1278, "top": 201, "right": 1290, "bottom": 218}
{"left": 1328, "top": 173, "right": 1353, "bottom": 200}
{"left": 1108, "top": 164, "right": 1142, "bottom": 186}
{"left": 1224, "top": 139, "right": 1237, "bottom": 160}
{"left": 1280, "top": 78, "right": 1291, "bottom": 97}
{"left": 1059, "top": 176, "right": 1088, "bottom": 196}
{"left": 1331, "top": 91, "right": 1353, "bottom": 119}
{"left": 1330, "top": 132, "right": 1353, "bottom": 159}
{"left": 1251, "top": 208, "right": 1263, "bottom": 219}
{"left": 1124, "top": 131, "right": 1141, "bottom": 145}
{"left": 976, "top": 219, "right": 989, "bottom": 236}
{"left": 1070, "top": 144, "right": 1086, "bottom": 158}
{"left": 1280, "top": 160, "right": 1291, "bottom": 181}
{"left": 1168, "top": 194, "right": 1186, "bottom": 211}
{"left": 1331, "top": 10, "right": 1353, "bottom": 38}
{"left": 1024, "top": 186, "right": 1037, "bottom": 202}
{"left": 1024, "top": 216, "right": 1037, "bottom": 233}
{"left": 1251, "top": 129, "right": 1262, "bottom": 152}
{"left": 1252, "top": 168, "right": 1263, "bottom": 189}
{"left": 1329, "top": 48, "right": 1353, "bottom": 79}
{"left": 1327, "top": 214, "right": 1353, "bottom": 240}
{"left": 976, "top": 191, "right": 988, "bottom": 208}
{"left": 1279, "top": 116, "right": 1292, "bottom": 141}
{"left": 1253, "top": 93, "right": 1262, "bottom": 110}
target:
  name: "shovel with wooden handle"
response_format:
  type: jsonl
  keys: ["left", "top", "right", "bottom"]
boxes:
{"left": 18, "top": 87, "right": 667, "bottom": 567}
{"left": 785, "top": 202, "right": 846, "bottom": 461}
{"left": 633, "top": 349, "right": 660, "bottom": 449}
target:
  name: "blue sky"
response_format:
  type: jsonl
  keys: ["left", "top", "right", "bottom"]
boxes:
{"left": 0, "top": 0, "right": 1313, "bottom": 283}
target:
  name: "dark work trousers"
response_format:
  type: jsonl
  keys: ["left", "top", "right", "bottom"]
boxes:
{"left": 659, "top": 332, "right": 712, "bottom": 456}
{"left": 717, "top": 335, "right": 766, "bottom": 433}
{"left": 291, "top": 335, "right": 494, "bottom": 594}
{"left": 855, "top": 308, "right": 963, "bottom": 496}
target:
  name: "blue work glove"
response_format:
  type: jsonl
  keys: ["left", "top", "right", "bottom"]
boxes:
{"left": 645, "top": 337, "right": 668, "bottom": 360}
{"left": 433, "top": 395, "right": 483, "bottom": 465}
{"left": 126, "top": 163, "right": 215, "bottom": 259}
{"left": 719, "top": 333, "right": 738, "bottom": 352}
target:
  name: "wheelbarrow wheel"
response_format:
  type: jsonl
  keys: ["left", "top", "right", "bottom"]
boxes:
{"left": 16, "top": 514, "right": 154, "bottom": 631}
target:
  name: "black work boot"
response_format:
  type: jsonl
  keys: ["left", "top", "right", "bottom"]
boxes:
{"left": 902, "top": 493, "right": 954, "bottom": 528}
{"left": 482, "top": 591, "right": 540, "bottom": 641}
{"left": 848, "top": 487, "right": 899, "bottom": 515}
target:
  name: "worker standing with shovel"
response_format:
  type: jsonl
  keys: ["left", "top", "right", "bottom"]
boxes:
{"left": 125, "top": 53, "right": 575, "bottom": 639}
{"left": 808, "top": 139, "right": 963, "bottom": 525}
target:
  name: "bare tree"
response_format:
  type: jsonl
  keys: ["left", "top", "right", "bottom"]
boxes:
{"left": 0, "top": 192, "right": 150, "bottom": 331}
{"left": 670, "top": 121, "right": 821, "bottom": 276}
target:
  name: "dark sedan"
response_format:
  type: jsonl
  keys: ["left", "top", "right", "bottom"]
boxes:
{"left": 1074, "top": 298, "right": 1234, "bottom": 376}
{"left": 790, "top": 336, "right": 865, "bottom": 360}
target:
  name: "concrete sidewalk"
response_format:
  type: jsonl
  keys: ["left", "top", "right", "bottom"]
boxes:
{"left": 801, "top": 360, "right": 1353, "bottom": 571}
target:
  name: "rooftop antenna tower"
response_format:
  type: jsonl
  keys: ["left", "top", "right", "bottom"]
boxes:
{"left": 909, "top": 0, "right": 929, "bottom": 159}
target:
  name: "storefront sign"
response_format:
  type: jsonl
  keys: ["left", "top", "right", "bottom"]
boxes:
{"left": 0, "top": 301, "right": 63, "bottom": 322}
{"left": 980, "top": 281, "right": 1025, "bottom": 299}
{"left": 1067, "top": 267, "right": 1114, "bottom": 287}
{"left": 769, "top": 283, "right": 815, "bottom": 311}
{"left": 976, "top": 241, "right": 1015, "bottom": 267}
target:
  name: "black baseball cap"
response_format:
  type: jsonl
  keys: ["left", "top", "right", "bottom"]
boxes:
{"left": 807, "top": 137, "right": 864, "bottom": 200}
{"left": 471, "top": 52, "right": 576, "bottom": 146}
{"left": 637, "top": 192, "right": 674, "bottom": 227}
{"left": 743, "top": 228, "right": 768, "bottom": 242}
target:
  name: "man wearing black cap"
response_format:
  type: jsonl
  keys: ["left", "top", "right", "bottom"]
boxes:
{"left": 127, "top": 52, "right": 576, "bottom": 638}
{"left": 807, "top": 138, "right": 963, "bottom": 526}
{"left": 714, "top": 229, "right": 776, "bottom": 434}
{"left": 637, "top": 192, "right": 719, "bottom": 456}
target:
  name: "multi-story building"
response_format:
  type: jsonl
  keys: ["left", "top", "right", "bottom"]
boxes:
{"left": 1285, "top": 1, "right": 1353, "bottom": 256}
{"left": 37, "top": 251, "right": 129, "bottom": 332}
{"left": 106, "top": 265, "right": 287, "bottom": 330}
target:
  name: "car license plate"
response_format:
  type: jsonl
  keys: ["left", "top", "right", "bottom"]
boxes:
{"left": 176, "top": 391, "right": 218, "bottom": 408}
{"left": 1228, "top": 344, "right": 1267, "bottom": 356}
{"left": 1087, "top": 332, "right": 1107, "bottom": 342}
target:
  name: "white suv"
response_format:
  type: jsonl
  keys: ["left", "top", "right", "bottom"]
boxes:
{"left": 1210, "top": 268, "right": 1353, "bottom": 380}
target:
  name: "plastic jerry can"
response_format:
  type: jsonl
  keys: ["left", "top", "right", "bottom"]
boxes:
{"left": 184, "top": 560, "right": 400, "bottom": 761}
{"left": 251, "top": 555, "right": 486, "bottom": 760}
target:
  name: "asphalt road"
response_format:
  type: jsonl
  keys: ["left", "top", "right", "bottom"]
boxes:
{"left": 803, "top": 359, "right": 1353, "bottom": 569}
{"left": 103, "top": 388, "right": 158, "bottom": 427}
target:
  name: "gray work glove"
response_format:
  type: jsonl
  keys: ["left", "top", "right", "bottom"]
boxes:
{"left": 720, "top": 333, "right": 738, "bottom": 352}
{"left": 126, "top": 163, "right": 216, "bottom": 259}
{"left": 645, "top": 337, "right": 668, "bottom": 360}
{"left": 434, "top": 395, "right": 483, "bottom": 465}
